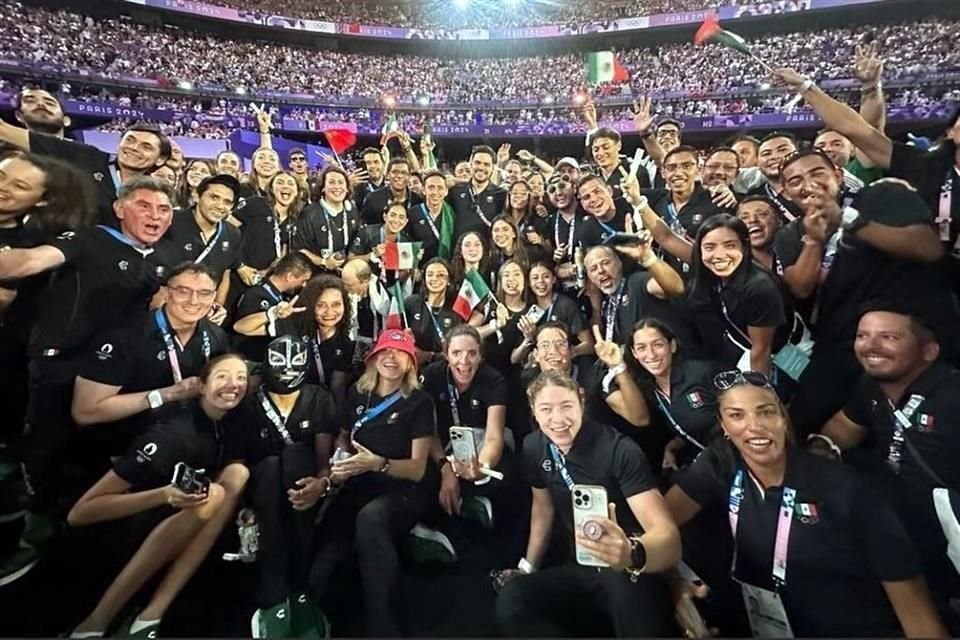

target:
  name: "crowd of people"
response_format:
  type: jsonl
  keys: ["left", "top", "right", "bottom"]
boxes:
{"left": 3, "top": 2, "right": 959, "bottom": 104}
{"left": 1, "top": 22, "right": 960, "bottom": 637}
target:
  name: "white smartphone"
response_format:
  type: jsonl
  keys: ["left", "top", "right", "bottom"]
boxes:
{"left": 572, "top": 484, "right": 610, "bottom": 567}
{"left": 449, "top": 426, "right": 482, "bottom": 464}
{"left": 525, "top": 304, "right": 546, "bottom": 325}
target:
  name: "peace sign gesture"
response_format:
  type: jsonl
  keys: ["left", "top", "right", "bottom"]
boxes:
{"left": 592, "top": 324, "right": 624, "bottom": 368}
{"left": 274, "top": 295, "right": 306, "bottom": 320}
{"left": 250, "top": 102, "right": 272, "bottom": 133}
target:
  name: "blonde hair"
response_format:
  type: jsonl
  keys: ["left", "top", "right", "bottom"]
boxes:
{"left": 356, "top": 351, "right": 420, "bottom": 397}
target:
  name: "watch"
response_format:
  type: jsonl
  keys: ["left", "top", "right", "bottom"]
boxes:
{"left": 625, "top": 536, "right": 647, "bottom": 582}
{"left": 147, "top": 389, "right": 165, "bottom": 410}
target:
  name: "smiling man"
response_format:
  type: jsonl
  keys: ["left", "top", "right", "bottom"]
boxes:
{"left": 448, "top": 145, "right": 507, "bottom": 241}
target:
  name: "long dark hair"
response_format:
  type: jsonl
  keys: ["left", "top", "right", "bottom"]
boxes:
{"left": 451, "top": 230, "right": 494, "bottom": 287}
{"left": 0, "top": 150, "right": 96, "bottom": 233}
{"left": 420, "top": 256, "right": 455, "bottom": 306}
{"left": 178, "top": 158, "right": 214, "bottom": 208}
{"left": 490, "top": 214, "right": 530, "bottom": 271}
{"left": 687, "top": 214, "right": 753, "bottom": 306}
{"left": 624, "top": 317, "right": 679, "bottom": 384}
{"left": 291, "top": 274, "right": 352, "bottom": 337}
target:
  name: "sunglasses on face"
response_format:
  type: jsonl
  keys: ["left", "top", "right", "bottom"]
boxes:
{"left": 713, "top": 369, "right": 772, "bottom": 391}
{"left": 546, "top": 174, "right": 572, "bottom": 195}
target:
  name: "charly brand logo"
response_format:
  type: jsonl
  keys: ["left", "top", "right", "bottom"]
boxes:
{"left": 118, "top": 260, "right": 129, "bottom": 271}
{"left": 541, "top": 459, "right": 553, "bottom": 472}
{"left": 184, "top": 243, "right": 194, "bottom": 252}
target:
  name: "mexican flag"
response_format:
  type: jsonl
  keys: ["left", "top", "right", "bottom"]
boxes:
{"left": 452, "top": 270, "right": 491, "bottom": 320}
{"left": 694, "top": 15, "right": 751, "bottom": 55}
{"left": 383, "top": 241, "right": 422, "bottom": 270}
{"left": 385, "top": 282, "right": 405, "bottom": 330}
{"left": 585, "top": 51, "right": 629, "bottom": 85}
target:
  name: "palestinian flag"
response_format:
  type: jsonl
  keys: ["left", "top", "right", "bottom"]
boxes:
{"left": 694, "top": 15, "right": 751, "bottom": 55}
{"left": 383, "top": 241, "right": 422, "bottom": 270}
{"left": 380, "top": 114, "right": 401, "bottom": 146}
{"left": 585, "top": 51, "right": 629, "bottom": 85}
{"left": 452, "top": 270, "right": 491, "bottom": 320}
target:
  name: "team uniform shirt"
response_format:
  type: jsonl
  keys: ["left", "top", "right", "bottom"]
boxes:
{"left": 29, "top": 132, "right": 117, "bottom": 224}
{"left": 30, "top": 227, "right": 164, "bottom": 378}
{"left": 600, "top": 271, "right": 657, "bottom": 344}
{"left": 599, "top": 159, "right": 651, "bottom": 201}
{"left": 232, "top": 280, "right": 287, "bottom": 362}
{"left": 235, "top": 197, "right": 297, "bottom": 271}
{"left": 421, "top": 361, "right": 507, "bottom": 449}
{"left": 292, "top": 202, "right": 363, "bottom": 265}
{"left": 343, "top": 386, "right": 437, "bottom": 462}
{"left": 448, "top": 182, "right": 508, "bottom": 241}
{"left": 154, "top": 209, "right": 242, "bottom": 281}
{"left": 359, "top": 186, "right": 423, "bottom": 226}
{"left": 644, "top": 358, "right": 720, "bottom": 466}
{"left": 403, "top": 295, "right": 461, "bottom": 355}
{"left": 579, "top": 198, "right": 633, "bottom": 249}
{"left": 479, "top": 302, "right": 529, "bottom": 376}
{"left": 0, "top": 218, "right": 52, "bottom": 346}
{"left": 221, "top": 384, "right": 338, "bottom": 467}
{"left": 645, "top": 185, "right": 727, "bottom": 241}
{"left": 349, "top": 224, "right": 413, "bottom": 258}
{"left": 522, "top": 420, "right": 657, "bottom": 556}
{"left": 406, "top": 203, "right": 451, "bottom": 263}
{"left": 353, "top": 180, "right": 385, "bottom": 214}
{"left": 533, "top": 293, "right": 586, "bottom": 338}
{"left": 275, "top": 318, "right": 354, "bottom": 389}
{"left": 547, "top": 210, "right": 591, "bottom": 268}
{"left": 113, "top": 400, "right": 223, "bottom": 492}
{"left": 676, "top": 444, "right": 921, "bottom": 637}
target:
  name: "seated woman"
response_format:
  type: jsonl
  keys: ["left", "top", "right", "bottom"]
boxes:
{"left": 495, "top": 371, "right": 681, "bottom": 638}
{"left": 309, "top": 330, "right": 436, "bottom": 638}
{"left": 220, "top": 336, "right": 339, "bottom": 639}
{"left": 627, "top": 318, "right": 721, "bottom": 472}
{"left": 403, "top": 257, "right": 462, "bottom": 366}
{"left": 65, "top": 354, "right": 250, "bottom": 638}
{"left": 665, "top": 370, "right": 947, "bottom": 638}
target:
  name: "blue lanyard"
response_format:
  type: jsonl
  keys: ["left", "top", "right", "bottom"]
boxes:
{"left": 543, "top": 294, "right": 558, "bottom": 323}
{"left": 445, "top": 375, "right": 463, "bottom": 425}
{"left": 154, "top": 309, "right": 210, "bottom": 383}
{"left": 97, "top": 224, "right": 151, "bottom": 253}
{"left": 654, "top": 389, "right": 705, "bottom": 450}
{"left": 596, "top": 218, "right": 617, "bottom": 240}
{"left": 193, "top": 221, "right": 224, "bottom": 265}
{"left": 468, "top": 185, "right": 493, "bottom": 227}
{"left": 602, "top": 279, "right": 625, "bottom": 342}
{"left": 549, "top": 442, "right": 575, "bottom": 490}
{"left": 425, "top": 303, "right": 446, "bottom": 347}
{"left": 261, "top": 282, "right": 282, "bottom": 305}
{"left": 554, "top": 213, "right": 576, "bottom": 258}
{"left": 311, "top": 334, "right": 327, "bottom": 385}
{"left": 419, "top": 204, "right": 441, "bottom": 241}
{"left": 351, "top": 391, "right": 404, "bottom": 437}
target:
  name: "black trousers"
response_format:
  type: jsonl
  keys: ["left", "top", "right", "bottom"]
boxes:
{"left": 496, "top": 563, "right": 676, "bottom": 637}
{"left": 249, "top": 442, "right": 317, "bottom": 610}
{"left": 788, "top": 343, "right": 862, "bottom": 439}
{"left": 309, "top": 475, "right": 431, "bottom": 637}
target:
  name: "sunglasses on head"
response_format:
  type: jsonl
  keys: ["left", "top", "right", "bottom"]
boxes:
{"left": 713, "top": 370, "right": 772, "bottom": 391}
{"left": 546, "top": 174, "right": 572, "bottom": 195}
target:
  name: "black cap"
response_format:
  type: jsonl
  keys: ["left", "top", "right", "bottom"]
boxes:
{"left": 851, "top": 178, "right": 931, "bottom": 227}
{"left": 196, "top": 174, "right": 242, "bottom": 200}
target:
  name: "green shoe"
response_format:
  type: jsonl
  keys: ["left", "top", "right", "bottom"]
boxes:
{"left": 461, "top": 496, "right": 494, "bottom": 530}
{"left": 0, "top": 541, "right": 38, "bottom": 586}
{"left": 290, "top": 593, "right": 330, "bottom": 639}
{"left": 405, "top": 524, "right": 457, "bottom": 565}
{"left": 251, "top": 600, "right": 292, "bottom": 639}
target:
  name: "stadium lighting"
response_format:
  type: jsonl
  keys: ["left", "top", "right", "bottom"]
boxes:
{"left": 178, "top": 80, "right": 193, "bottom": 90}
{"left": 572, "top": 92, "right": 587, "bottom": 106}
{"left": 382, "top": 93, "right": 397, "bottom": 108}
{"left": 417, "top": 95, "right": 430, "bottom": 106}
{"left": 453, "top": 0, "right": 469, "bottom": 9}
{"left": 505, "top": 0, "right": 521, "bottom": 6}
{"left": 542, "top": 95, "right": 555, "bottom": 104}
{"left": 235, "top": 86, "right": 247, "bottom": 95}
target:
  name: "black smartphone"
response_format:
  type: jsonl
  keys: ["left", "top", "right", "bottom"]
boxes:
{"left": 171, "top": 462, "right": 211, "bottom": 495}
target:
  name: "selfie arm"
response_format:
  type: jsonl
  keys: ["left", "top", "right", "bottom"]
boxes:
{"left": 627, "top": 490, "right": 682, "bottom": 572}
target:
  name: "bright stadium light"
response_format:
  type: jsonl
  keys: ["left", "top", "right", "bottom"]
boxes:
{"left": 453, "top": 0, "right": 469, "bottom": 9}
{"left": 382, "top": 93, "right": 397, "bottom": 108}
{"left": 542, "top": 95, "right": 555, "bottom": 104}
{"left": 178, "top": 80, "right": 193, "bottom": 90}
{"left": 235, "top": 86, "right": 247, "bottom": 95}
{"left": 417, "top": 95, "right": 430, "bottom": 106}
{"left": 572, "top": 92, "right": 587, "bottom": 106}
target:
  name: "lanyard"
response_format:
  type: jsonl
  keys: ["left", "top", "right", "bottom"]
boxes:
{"left": 602, "top": 279, "right": 625, "bottom": 342}
{"left": 272, "top": 213, "right": 285, "bottom": 259}
{"left": 419, "top": 204, "right": 441, "bottom": 241}
{"left": 445, "top": 373, "right": 463, "bottom": 426}
{"left": 154, "top": 309, "right": 210, "bottom": 383}
{"left": 886, "top": 394, "right": 925, "bottom": 472}
{"left": 468, "top": 184, "right": 493, "bottom": 227}
{"left": 596, "top": 217, "right": 617, "bottom": 241}
{"left": 320, "top": 200, "right": 350, "bottom": 253}
{"left": 351, "top": 390, "right": 404, "bottom": 437}
{"left": 311, "top": 332, "right": 327, "bottom": 385}
{"left": 97, "top": 224, "right": 153, "bottom": 256}
{"left": 425, "top": 303, "right": 446, "bottom": 346}
{"left": 548, "top": 442, "right": 575, "bottom": 490}
{"left": 664, "top": 203, "right": 688, "bottom": 237}
{"left": 261, "top": 281, "right": 282, "bottom": 305}
{"left": 716, "top": 284, "right": 752, "bottom": 346}
{"left": 937, "top": 167, "right": 957, "bottom": 243}
{"left": 193, "top": 221, "right": 224, "bottom": 265}
{"left": 543, "top": 294, "right": 558, "bottom": 323}
{"left": 764, "top": 184, "right": 797, "bottom": 223}
{"left": 729, "top": 469, "right": 796, "bottom": 587}
{"left": 258, "top": 389, "right": 294, "bottom": 445}
{"left": 554, "top": 213, "right": 576, "bottom": 258}
{"left": 654, "top": 389, "right": 705, "bottom": 451}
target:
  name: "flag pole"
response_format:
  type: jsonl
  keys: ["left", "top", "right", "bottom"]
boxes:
{"left": 748, "top": 52, "right": 777, "bottom": 75}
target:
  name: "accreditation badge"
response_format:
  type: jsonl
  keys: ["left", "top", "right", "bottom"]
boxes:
{"left": 741, "top": 582, "right": 793, "bottom": 638}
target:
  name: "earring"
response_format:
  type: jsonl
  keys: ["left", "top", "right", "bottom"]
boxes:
{"left": 723, "top": 431, "right": 730, "bottom": 440}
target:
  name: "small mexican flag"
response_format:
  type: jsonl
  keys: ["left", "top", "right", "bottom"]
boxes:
{"left": 585, "top": 51, "right": 629, "bottom": 85}
{"left": 452, "top": 270, "right": 491, "bottom": 320}
{"left": 694, "top": 15, "right": 751, "bottom": 55}
{"left": 385, "top": 281, "right": 405, "bottom": 330}
{"left": 795, "top": 502, "right": 819, "bottom": 518}
{"left": 383, "top": 241, "right": 422, "bottom": 270}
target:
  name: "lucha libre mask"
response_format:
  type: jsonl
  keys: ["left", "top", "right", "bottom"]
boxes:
{"left": 263, "top": 335, "right": 309, "bottom": 394}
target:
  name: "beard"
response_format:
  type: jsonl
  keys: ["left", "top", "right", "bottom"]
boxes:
{"left": 23, "top": 115, "right": 63, "bottom": 135}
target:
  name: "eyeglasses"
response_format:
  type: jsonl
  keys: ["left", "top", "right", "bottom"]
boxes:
{"left": 663, "top": 161, "right": 697, "bottom": 173}
{"left": 536, "top": 339, "right": 569, "bottom": 352}
{"left": 290, "top": 157, "right": 306, "bottom": 163}
{"left": 713, "top": 370, "right": 772, "bottom": 391}
{"left": 546, "top": 174, "right": 572, "bottom": 195}
{"left": 168, "top": 286, "right": 217, "bottom": 302}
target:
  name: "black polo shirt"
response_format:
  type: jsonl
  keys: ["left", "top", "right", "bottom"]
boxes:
{"left": 235, "top": 196, "right": 297, "bottom": 270}
{"left": 154, "top": 210, "right": 242, "bottom": 281}
{"left": 646, "top": 358, "right": 720, "bottom": 465}
{"left": 349, "top": 224, "right": 412, "bottom": 257}
{"left": 579, "top": 198, "right": 632, "bottom": 249}
{"left": 599, "top": 160, "right": 651, "bottom": 201}
{"left": 404, "top": 294, "right": 461, "bottom": 354}
{"left": 233, "top": 280, "right": 287, "bottom": 362}
{"left": 353, "top": 180, "right": 385, "bottom": 213}
{"left": 601, "top": 270, "right": 653, "bottom": 344}
{"left": 406, "top": 203, "right": 451, "bottom": 263}
{"left": 31, "top": 227, "right": 163, "bottom": 368}
{"left": 113, "top": 400, "right": 222, "bottom": 492}
{"left": 522, "top": 419, "right": 656, "bottom": 545}
{"left": 536, "top": 293, "right": 586, "bottom": 337}
{"left": 275, "top": 319, "right": 354, "bottom": 389}
{"left": 0, "top": 219, "right": 51, "bottom": 345}
{"left": 421, "top": 361, "right": 507, "bottom": 447}
{"left": 771, "top": 220, "right": 823, "bottom": 322}
{"left": 221, "top": 384, "right": 338, "bottom": 467}
{"left": 645, "top": 185, "right": 726, "bottom": 240}
{"left": 480, "top": 302, "right": 529, "bottom": 376}
{"left": 292, "top": 203, "right": 363, "bottom": 262}
{"left": 29, "top": 132, "right": 116, "bottom": 225}
{"left": 676, "top": 444, "right": 920, "bottom": 637}
{"left": 343, "top": 386, "right": 437, "bottom": 461}
{"left": 448, "top": 182, "right": 508, "bottom": 241}
{"left": 359, "top": 186, "right": 423, "bottom": 226}
{"left": 547, "top": 210, "right": 591, "bottom": 265}
{"left": 744, "top": 182, "right": 802, "bottom": 226}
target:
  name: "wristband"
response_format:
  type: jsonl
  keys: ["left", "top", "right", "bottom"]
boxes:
{"left": 807, "top": 433, "right": 842, "bottom": 459}
{"left": 640, "top": 254, "right": 658, "bottom": 268}
{"left": 518, "top": 557, "right": 535, "bottom": 574}
{"left": 147, "top": 389, "right": 164, "bottom": 410}
{"left": 607, "top": 362, "right": 627, "bottom": 377}
{"left": 378, "top": 458, "right": 391, "bottom": 473}
{"left": 626, "top": 536, "right": 647, "bottom": 579}
{"left": 266, "top": 306, "right": 279, "bottom": 322}
{"left": 799, "top": 79, "right": 815, "bottom": 94}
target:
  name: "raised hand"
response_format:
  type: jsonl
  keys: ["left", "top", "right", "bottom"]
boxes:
{"left": 252, "top": 103, "right": 272, "bottom": 133}
{"left": 592, "top": 324, "right": 625, "bottom": 368}
{"left": 582, "top": 100, "right": 598, "bottom": 128}
{"left": 614, "top": 229, "right": 655, "bottom": 263}
{"left": 773, "top": 68, "right": 808, "bottom": 93}
{"left": 348, "top": 168, "right": 370, "bottom": 188}
{"left": 853, "top": 42, "right": 884, "bottom": 86}
{"left": 274, "top": 294, "right": 306, "bottom": 320}
{"left": 516, "top": 149, "right": 535, "bottom": 162}
{"left": 632, "top": 96, "right": 655, "bottom": 134}
{"left": 573, "top": 502, "right": 632, "bottom": 569}
{"left": 497, "top": 143, "right": 512, "bottom": 166}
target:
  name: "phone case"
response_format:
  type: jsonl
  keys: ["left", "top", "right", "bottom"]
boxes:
{"left": 449, "top": 426, "right": 481, "bottom": 464}
{"left": 572, "top": 484, "right": 610, "bottom": 567}
{"left": 525, "top": 304, "right": 546, "bottom": 324}
{"left": 171, "top": 462, "right": 210, "bottom": 495}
